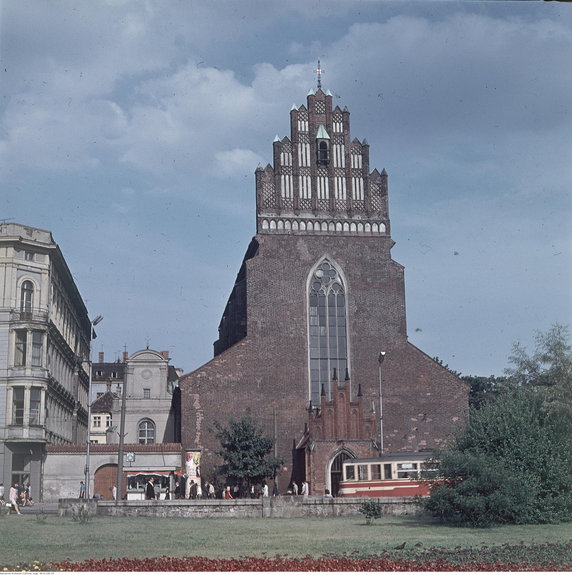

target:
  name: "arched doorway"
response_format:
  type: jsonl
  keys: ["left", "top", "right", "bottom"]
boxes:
{"left": 94, "top": 464, "right": 117, "bottom": 500}
{"left": 329, "top": 450, "right": 354, "bottom": 496}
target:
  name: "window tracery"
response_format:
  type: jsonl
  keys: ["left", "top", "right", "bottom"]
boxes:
{"left": 308, "top": 260, "right": 348, "bottom": 405}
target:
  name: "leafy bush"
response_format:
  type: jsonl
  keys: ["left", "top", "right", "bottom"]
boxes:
{"left": 359, "top": 500, "right": 383, "bottom": 524}
{"left": 424, "top": 387, "right": 572, "bottom": 526}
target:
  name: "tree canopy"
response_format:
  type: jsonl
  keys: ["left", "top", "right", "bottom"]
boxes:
{"left": 424, "top": 324, "right": 572, "bottom": 526}
{"left": 212, "top": 416, "right": 284, "bottom": 488}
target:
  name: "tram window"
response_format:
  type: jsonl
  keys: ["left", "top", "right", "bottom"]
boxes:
{"left": 384, "top": 463, "right": 392, "bottom": 479}
{"left": 371, "top": 464, "right": 382, "bottom": 480}
{"left": 358, "top": 465, "right": 368, "bottom": 480}
{"left": 397, "top": 462, "right": 419, "bottom": 478}
{"left": 345, "top": 465, "right": 355, "bottom": 480}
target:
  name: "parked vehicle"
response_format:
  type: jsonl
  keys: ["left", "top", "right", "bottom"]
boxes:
{"left": 337, "top": 452, "right": 438, "bottom": 498}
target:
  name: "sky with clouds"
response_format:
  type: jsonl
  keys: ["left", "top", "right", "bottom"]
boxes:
{"left": 1, "top": 0, "right": 571, "bottom": 377}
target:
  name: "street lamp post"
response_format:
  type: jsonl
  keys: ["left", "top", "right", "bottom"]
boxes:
{"left": 115, "top": 370, "right": 128, "bottom": 506}
{"left": 84, "top": 315, "right": 103, "bottom": 500}
{"left": 378, "top": 351, "right": 386, "bottom": 454}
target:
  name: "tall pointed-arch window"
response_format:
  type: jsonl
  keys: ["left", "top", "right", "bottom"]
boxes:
{"left": 308, "top": 260, "right": 348, "bottom": 406}
{"left": 20, "top": 281, "right": 34, "bottom": 319}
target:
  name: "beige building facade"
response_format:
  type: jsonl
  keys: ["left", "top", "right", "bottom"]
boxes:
{"left": 0, "top": 223, "right": 92, "bottom": 501}
{"left": 109, "top": 349, "right": 179, "bottom": 446}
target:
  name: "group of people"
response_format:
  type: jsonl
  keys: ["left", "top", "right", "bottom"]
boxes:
{"left": 141, "top": 476, "right": 312, "bottom": 501}
{"left": 0, "top": 482, "right": 34, "bottom": 514}
{"left": 286, "top": 481, "right": 309, "bottom": 496}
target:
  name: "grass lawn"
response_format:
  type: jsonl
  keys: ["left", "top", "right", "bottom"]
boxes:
{"left": 0, "top": 512, "right": 570, "bottom": 566}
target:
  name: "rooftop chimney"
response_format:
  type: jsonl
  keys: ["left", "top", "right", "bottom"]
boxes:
{"left": 98, "top": 352, "right": 104, "bottom": 363}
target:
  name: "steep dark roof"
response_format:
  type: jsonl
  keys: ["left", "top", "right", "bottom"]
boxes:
{"left": 92, "top": 362, "right": 125, "bottom": 382}
{"left": 91, "top": 391, "right": 118, "bottom": 413}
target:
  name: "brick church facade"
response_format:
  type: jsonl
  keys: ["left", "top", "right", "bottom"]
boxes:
{"left": 179, "top": 78, "right": 468, "bottom": 496}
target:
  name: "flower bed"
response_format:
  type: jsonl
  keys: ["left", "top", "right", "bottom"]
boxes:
{"left": 4, "top": 542, "right": 571, "bottom": 571}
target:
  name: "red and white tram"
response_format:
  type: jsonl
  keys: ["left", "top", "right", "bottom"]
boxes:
{"left": 337, "top": 453, "right": 438, "bottom": 498}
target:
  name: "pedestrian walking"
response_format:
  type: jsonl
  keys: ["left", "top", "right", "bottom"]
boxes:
{"left": 9, "top": 484, "right": 22, "bottom": 514}
{"left": 145, "top": 477, "right": 156, "bottom": 500}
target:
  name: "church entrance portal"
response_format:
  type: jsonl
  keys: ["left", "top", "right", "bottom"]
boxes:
{"left": 329, "top": 451, "right": 353, "bottom": 496}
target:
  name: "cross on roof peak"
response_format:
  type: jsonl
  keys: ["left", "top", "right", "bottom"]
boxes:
{"left": 315, "top": 59, "right": 324, "bottom": 90}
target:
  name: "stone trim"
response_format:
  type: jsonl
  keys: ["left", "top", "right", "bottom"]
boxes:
{"left": 258, "top": 218, "right": 386, "bottom": 235}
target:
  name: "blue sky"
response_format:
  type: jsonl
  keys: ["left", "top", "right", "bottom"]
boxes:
{"left": 1, "top": 1, "right": 571, "bottom": 377}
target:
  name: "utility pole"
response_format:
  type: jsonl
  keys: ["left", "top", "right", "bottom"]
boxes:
{"left": 115, "top": 370, "right": 128, "bottom": 505}
{"left": 84, "top": 315, "right": 103, "bottom": 500}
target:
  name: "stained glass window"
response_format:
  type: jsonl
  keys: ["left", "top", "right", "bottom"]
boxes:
{"left": 308, "top": 260, "right": 348, "bottom": 405}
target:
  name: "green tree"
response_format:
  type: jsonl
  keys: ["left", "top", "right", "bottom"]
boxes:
{"left": 425, "top": 388, "right": 572, "bottom": 526}
{"left": 212, "top": 416, "right": 284, "bottom": 489}
{"left": 505, "top": 323, "right": 572, "bottom": 417}
{"left": 461, "top": 374, "right": 507, "bottom": 409}
{"left": 425, "top": 325, "right": 572, "bottom": 526}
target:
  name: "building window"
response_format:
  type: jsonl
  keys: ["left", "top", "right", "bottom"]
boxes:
{"left": 29, "top": 388, "right": 41, "bottom": 425}
{"left": 138, "top": 419, "right": 155, "bottom": 444}
{"left": 93, "top": 415, "right": 101, "bottom": 428}
{"left": 12, "top": 387, "right": 25, "bottom": 425}
{"left": 25, "top": 251, "right": 35, "bottom": 261}
{"left": 317, "top": 141, "right": 329, "bottom": 165}
{"left": 308, "top": 260, "right": 348, "bottom": 405}
{"left": 31, "top": 330, "right": 43, "bottom": 367}
{"left": 14, "top": 330, "right": 27, "bottom": 366}
{"left": 20, "top": 281, "right": 34, "bottom": 319}
{"left": 105, "top": 415, "right": 112, "bottom": 428}
{"left": 143, "top": 388, "right": 151, "bottom": 399}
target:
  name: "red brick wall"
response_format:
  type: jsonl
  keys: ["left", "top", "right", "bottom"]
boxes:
{"left": 180, "top": 232, "right": 468, "bottom": 493}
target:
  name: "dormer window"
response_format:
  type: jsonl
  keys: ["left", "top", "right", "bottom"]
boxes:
{"left": 318, "top": 141, "right": 329, "bottom": 165}
{"left": 316, "top": 125, "right": 330, "bottom": 166}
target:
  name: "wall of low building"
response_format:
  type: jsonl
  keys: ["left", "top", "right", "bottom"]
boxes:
{"left": 95, "top": 495, "right": 422, "bottom": 518}
{"left": 43, "top": 445, "right": 183, "bottom": 501}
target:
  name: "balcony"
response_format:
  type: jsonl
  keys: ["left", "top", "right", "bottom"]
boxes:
{"left": 9, "top": 309, "right": 49, "bottom": 323}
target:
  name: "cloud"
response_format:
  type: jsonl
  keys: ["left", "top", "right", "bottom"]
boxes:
{"left": 215, "top": 148, "right": 265, "bottom": 178}
{"left": 1, "top": 1, "right": 570, "bottom": 375}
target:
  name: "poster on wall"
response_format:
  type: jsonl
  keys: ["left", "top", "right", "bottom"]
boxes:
{"left": 184, "top": 450, "right": 201, "bottom": 498}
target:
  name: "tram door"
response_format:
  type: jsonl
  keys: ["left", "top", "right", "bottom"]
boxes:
{"left": 330, "top": 451, "right": 352, "bottom": 496}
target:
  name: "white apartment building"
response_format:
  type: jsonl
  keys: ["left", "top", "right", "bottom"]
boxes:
{"left": 0, "top": 223, "right": 91, "bottom": 501}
